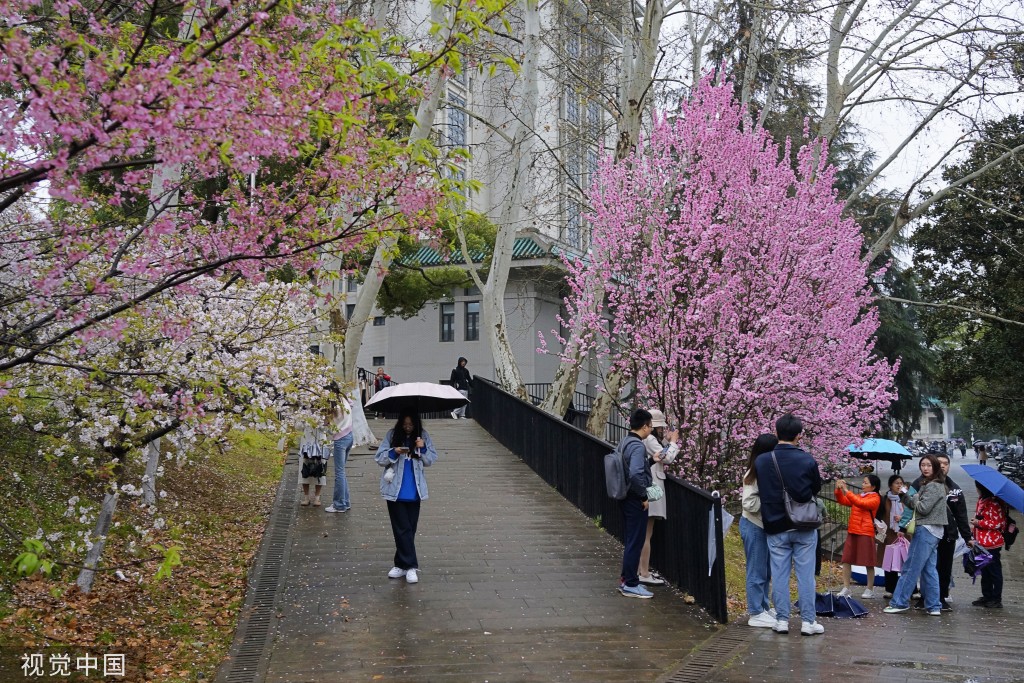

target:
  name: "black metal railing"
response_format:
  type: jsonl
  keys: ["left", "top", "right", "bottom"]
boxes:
{"left": 473, "top": 377, "right": 728, "bottom": 623}
{"left": 523, "top": 383, "right": 629, "bottom": 444}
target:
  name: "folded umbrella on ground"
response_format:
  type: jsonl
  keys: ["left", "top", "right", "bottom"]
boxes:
{"left": 815, "top": 592, "right": 869, "bottom": 618}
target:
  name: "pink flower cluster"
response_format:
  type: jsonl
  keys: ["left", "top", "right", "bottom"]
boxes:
{"left": 0, "top": 0, "right": 440, "bottom": 371}
{"left": 556, "top": 78, "right": 898, "bottom": 490}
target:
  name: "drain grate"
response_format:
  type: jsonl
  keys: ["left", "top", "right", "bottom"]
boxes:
{"left": 661, "top": 626, "right": 752, "bottom": 683}
{"left": 216, "top": 451, "right": 299, "bottom": 683}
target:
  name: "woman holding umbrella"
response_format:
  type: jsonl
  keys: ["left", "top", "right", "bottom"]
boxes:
{"left": 970, "top": 483, "right": 1007, "bottom": 608}
{"left": 375, "top": 409, "right": 438, "bottom": 584}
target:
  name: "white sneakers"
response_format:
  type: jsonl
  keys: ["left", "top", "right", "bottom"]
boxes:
{"left": 771, "top": 617, "right": 824, "bottom": 636}
{"left": 387, "top": 567, "right": 419, "bottom": 583}
{"left": 451, "top": 411, "right": 459, "bottom": 419}
{"left": 861, "top": 589, "right": 874, "bottom": 599}
{"left": 800, "top": 621, "right": 825, "bottom": 636}
{"left": 748, "top": 611, "right": 777, "bottom": 628}
{"left": 836, "top": 587, "right": 851, "bottom": 597}
{"left": 638, "top": 574, "right": 666, "bottom": 586}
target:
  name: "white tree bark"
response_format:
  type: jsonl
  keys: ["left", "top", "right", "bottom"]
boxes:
{"left": 142, "top": 437, "right": 161, "bottom": 506}
{"left": 75, "top": 492, "right": 119, "bottom": 593}
{"left": 469, "top": 0, "right": 540, "bottom": 400}
{"left": 333, "top": 1, "right": 452, "bottom": 445}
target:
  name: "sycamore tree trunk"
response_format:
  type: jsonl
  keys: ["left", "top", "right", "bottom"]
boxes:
{"left": 75, "top": 492, "right": 118, "bottom": 593}
{"left": 541, "top": 0, "right": 666, "bottom": 436}
{"left": 475, "top": 0, "right": 539, "bottom": 401}
{"left": 336, "top": 1, "right": 450, "bottom": 444}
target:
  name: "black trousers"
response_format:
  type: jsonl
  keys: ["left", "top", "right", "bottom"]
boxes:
{"left": 937, "top": 537, "right": 955, "bottom": 600}
{"left": 981, "top": 547, "right": 1003, "bottom": 603}
{"left": 386, "top": 500, "right": 421, "bottom": 570}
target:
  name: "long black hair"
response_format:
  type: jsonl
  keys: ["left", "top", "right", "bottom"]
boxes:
{"left": 743, "top": 434, "right": 779, "bottom": 485}
{"left": 391, "top": 409, "right": 423, "bottom": 446}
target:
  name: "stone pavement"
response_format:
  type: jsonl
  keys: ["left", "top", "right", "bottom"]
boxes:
{"left": 700, "top": 453, "right": 1024, "bottom": 683}
{"left": 247, "top": 419, "right": 718, "bottom": 683}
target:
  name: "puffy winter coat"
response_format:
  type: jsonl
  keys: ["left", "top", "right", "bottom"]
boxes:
{"left": 974, "top": 497, "right": 1008, "bottom": 549}
{"left": 835, "top": 488, "right": 881, "bottom": 537}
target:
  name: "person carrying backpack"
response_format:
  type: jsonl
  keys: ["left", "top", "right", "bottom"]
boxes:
{"left": 617, "top": 409, "right": 656, "bottom": 599}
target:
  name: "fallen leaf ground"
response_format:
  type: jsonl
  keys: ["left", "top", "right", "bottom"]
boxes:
{"left": 0, "top": 421, "right": 284, "bottom": 682}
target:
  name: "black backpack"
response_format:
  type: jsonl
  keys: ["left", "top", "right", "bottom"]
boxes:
{"left": 1005, "top": 514, "right": 1019, "bottom": 551}
{"left": 301, "top": 447, "right": 328, "bottom": 479}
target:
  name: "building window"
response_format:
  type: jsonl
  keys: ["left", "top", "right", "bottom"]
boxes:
{"left": 587, "top": 101, "right": 601, "bottom": 137}
{"left": 346, "top": 303, "right": 356, "bottom": 319}
{"left": 440, "top": 303, "right": 455, "bottom": 342}
{"left": 346, "top": 278, "right": 358, "bottom": 292}
{"left": 449, "top": 164, "right": 467, "bottom": 196}
{"left": 586, "top": 147, "right": 599, "bottom": 181}
{"left": 566, "top": 200, "right": 582, "bottom": 248}
{"left": 447, "top": 93, "right": 467, "bottom": 147}
{"left": 565, "top": 87, "right": 579, "bottom": 125}
{"left": 465, "top": 302, "right": 480, "bottom": 341}
{"left": 373, "top": 316, "right": 386, "bottom": 326}
{"left": 464, "top": 285, "right": 480, "bottom": 296}
{"left": 372, "top": 355, "right": 385, "bottom": 366}
{"left": 566, "top": 23, "right": 580, "bottom": 59}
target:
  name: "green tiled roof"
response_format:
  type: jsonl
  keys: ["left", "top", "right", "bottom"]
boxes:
{"left": 402, "top": 236, "right": 550, "bottom": 266}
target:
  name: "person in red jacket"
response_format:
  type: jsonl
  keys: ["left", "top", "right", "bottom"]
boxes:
{"left": 836, "top": 474, "right": 882, "bottom": 598}
{"left": 970, "top": 483, "right": 1008, "bottom": 608}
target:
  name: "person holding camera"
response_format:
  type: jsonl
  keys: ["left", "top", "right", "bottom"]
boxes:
{"left": 375, "top": 409, "right": 438, "bottom": 584}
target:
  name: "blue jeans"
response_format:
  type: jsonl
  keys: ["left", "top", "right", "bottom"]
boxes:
{"left": 890, "top": 529, "right": 940, "bottom": 610}
{"left": 740, "top": 517, "right": 772, "bottom": 615}
{"left": 620, "top": 498, "right": 649, "bottom": 587}
{"left": 767, "top": 528, "right": 817, "bottom": 623}
{"left": 331, "top": 433, "right": 354, "bottom": 510}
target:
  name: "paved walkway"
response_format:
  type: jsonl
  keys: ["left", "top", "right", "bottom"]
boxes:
{"left": 256, "top": 419, "right": 716, "bottom": 682}
{"left": 702, "top": 453, "right": 1024, "bottom": 683}
{"left": 225, "top": 426, "right": 1024, "bottom": 683}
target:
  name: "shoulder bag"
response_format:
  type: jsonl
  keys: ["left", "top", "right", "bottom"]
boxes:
{"left": 770, "top": 451, "right": 821, "bottom": 529}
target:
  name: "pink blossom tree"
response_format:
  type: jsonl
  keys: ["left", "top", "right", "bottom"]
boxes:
{"left": 0, "top": 0, "right": 443, "bottom": 376}
{"left": 553, "top": 78, "right": 898, "bottom": 489}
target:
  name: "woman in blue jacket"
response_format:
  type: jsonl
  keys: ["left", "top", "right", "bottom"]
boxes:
{"left": 375, "top": 410, "right": 438, "bottom": 584}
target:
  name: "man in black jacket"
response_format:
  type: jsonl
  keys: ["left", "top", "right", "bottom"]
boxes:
{"left": 618, "top": 410, "right": 655, "bottom": 599}
{"left": 449, "top": 357, "right": 472, "bottom": 419}
{"left": 754, "top": 414, "right": 824, "bottom": 636}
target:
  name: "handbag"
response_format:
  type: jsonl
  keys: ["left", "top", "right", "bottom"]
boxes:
{"left": 646, "top": 484, "right": 664, "bottom": 502}
{"left": 770, "top": 452, "right": 821, "bottom": 529}
{"left": 873, "top": 518, "right": 887, "bottom": 544}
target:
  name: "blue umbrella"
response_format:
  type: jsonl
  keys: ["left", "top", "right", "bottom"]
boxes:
{"left": 846, "top": 438, "right": 912, "bottom": 456}
{"left": 961, "top": 465, "right": 1024, "bottom": 514}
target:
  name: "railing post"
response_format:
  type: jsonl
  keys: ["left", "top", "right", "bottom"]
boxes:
{"left": 711, "top": 491, "right": 728, "bottom": 623}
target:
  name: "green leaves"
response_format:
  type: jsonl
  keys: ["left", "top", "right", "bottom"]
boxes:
{"left": 11, "top": 538, "right": 54, "bottom": 577}
{"left": 152, "top": 543, "right": 183, "bottom": 581}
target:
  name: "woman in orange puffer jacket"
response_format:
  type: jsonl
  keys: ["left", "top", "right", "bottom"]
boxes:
{"left": 836, "top": 474, "right": 882, "bottom": 598}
